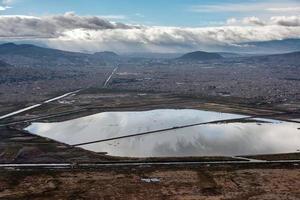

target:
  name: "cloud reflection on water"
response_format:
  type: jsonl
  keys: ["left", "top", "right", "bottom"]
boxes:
{"left": 25, "top": 109, "right": 300, "bottom": 157}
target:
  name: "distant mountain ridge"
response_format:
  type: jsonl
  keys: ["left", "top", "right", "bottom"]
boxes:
{"left": 0, "top": 43, "right": 91, "bottom": 68}
{"left": 94, "top": 51, "right": 119, "bottom": 57}
{"left": 0, "top": 43, "right": 87, "bottom": 57}
{"left": 0, "top": 43, "right": 299, "bottom": 68}
{"left": 250, "top": 51, "right": 300, "bottom": 61}
{"left": 269, "top": 51, "right": 300, "bottom": 58}
{"left": 178, "top": 51, "right": 223, "bottom": 61}
{"left": 0, "top": 43, "right": 118, "bottom": 68}
{"left": 242, "top": 39, "right": 300, "bottom": 54}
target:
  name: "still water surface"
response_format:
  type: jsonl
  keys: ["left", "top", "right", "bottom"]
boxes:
{"left": 25, "top": 109, "right": 300, "bottom": 157}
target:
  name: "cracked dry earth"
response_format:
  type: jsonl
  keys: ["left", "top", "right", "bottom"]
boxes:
{"left": 0, "top": 168, "right": 299, "bottom": 200}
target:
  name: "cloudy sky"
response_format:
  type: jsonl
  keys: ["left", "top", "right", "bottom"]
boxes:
{"left": 0, "top": 0, "right": 300, "bottom": 53}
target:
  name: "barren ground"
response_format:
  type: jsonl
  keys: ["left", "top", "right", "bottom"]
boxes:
{"left": 0, "top": 166, "right": 299, "bottom": 200}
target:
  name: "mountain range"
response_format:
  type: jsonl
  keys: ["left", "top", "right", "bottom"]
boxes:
{"left": 0, "top": 43, "right": 119, "bottom": 68}
{"left": 0, "top": 42, "right": 299, "bottom": 68}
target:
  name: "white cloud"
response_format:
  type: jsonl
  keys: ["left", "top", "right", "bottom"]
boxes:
{"left": 190, "top": 1, "right": 300, "bottom": 16}
{"left": 227, "top": 17, "right": 266, "bottom": 26}
{"left": 0, "top": 12, "right": 135, "bottom": 38}
{"left": 271, "top": 16, "right": 300, "bottom": 27}
{"left": 1, "top": 13, "right": 300, "bottom": 53}
{"left": 98, "top": 15, "right": 127, "bottom": 20}
{"left": 47, "top": 25, "right": 300, "bottom": 53}
{"left": 0, "top": 5, "right": 10, "bottom": 10}
{"left": 226, "top": 18, "right": 238, "bottom": 26}
{"left": 266, "top": 7, "right": 300, "bottom": 12}
{"left": 2, "top": 0, "right": 14, "bottom": 5}
{"left": 0, "top": 0, "right": 17, "bottom": 11}
{"left": 1, "top": 0, "right": 14, "bottom": 9}
{"left": 226, "top": 16, "right": 300, "bottom": 27}
{"left": 242, "top": 17, "right": 266, "bottom": 26}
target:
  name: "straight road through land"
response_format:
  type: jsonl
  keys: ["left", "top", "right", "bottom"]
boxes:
{"left": 0, "top": 90, "right": 81, "bottom": 121}
{"left": 0, "top": 159, "right": 299, "bottom": 170}
{"left": 103, "top": 67, "right": 118, "bottom": 88}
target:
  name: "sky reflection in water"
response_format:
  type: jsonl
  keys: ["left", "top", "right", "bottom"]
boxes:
{"left": 25, "top": 109, "right": 300, "bottom": 157}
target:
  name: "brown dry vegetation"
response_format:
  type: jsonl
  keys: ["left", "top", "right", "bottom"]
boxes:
{"left": 0, "top": 167, "right": 299, "bottom": 200}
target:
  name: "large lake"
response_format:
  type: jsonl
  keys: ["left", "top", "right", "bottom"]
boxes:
{"left": 25, "top": 109, "right": 300, "bottom": 157}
